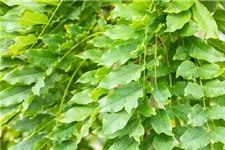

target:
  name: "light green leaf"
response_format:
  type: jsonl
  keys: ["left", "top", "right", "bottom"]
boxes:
{"left": 166, "top": 10, "right": 191, "bottom": 32}
{"left": 50, "top": 141, "right": 77, "bottom": 150}
{"left": 180, "top": 127, "right": 210, "bottom": 150}
{"left": 88, "top": 36, "right": 113, "bottom": 48}
{"left": 207, "top": 38, "right": 225, "bottom": 53}
{"left": 185, "top": 37, "right": 225, "bottom": 63}
{"left": 0, "top": 85, "right": 31, "bottom": 107}
{"left": 176, "top": 60, "right": 199, "bottom": 80}
{"left": 164, "top": 0, "right": 194, "bottom": 14}
{"left": 184, "top": 82, "right": 204, "bottom": 99}
{"left": 173, "top": 46, "right": 190, "bottom": 60}
{"left": 105, "top": 24, "right": 139, "bottom": 40}
{"left": 199, "top": 63, "right": 224, "bottom": 80}
{"left": 100, "top": 82, "right": 143, "bottom": 114}
{"left": 0, "top": 104, "right": 20, "bottom": 125}
{"left": 132, "top": 0, "right": 151, "bottom": 11}
{"left": 99, "top": 39, "right": 141, "bottom": 67}
{"left": 0, "top": 57, "right": 23, "bottom": 70}
{"left": 24, "top": 49, "right": 58, "bottom": 68}
{"left": 177, "top": 20, "right": 198, "bottom": 37}
{"left": 206, "top": 105, "right": 225, "bottom": 120}
{"left": 33, "top": 0, "right": 59, "bottom": 5}
{"left": 102, "top": 110, "right": 131, "bottom": 134}
{"left": 204, "top": 80, "right": 225, "bottom": 97}
{"left": 95, "top": 67, "right": 111, "bottom": 81}
{"left": 18, "top": 11, "right": 48, "bottom": 26}
{"left": 10, "top": 134, "right": 45, "bottom": 150}
{"left": 3, "top": 66, "right": 44, "bottom": 85}
{"left": 60, "top": 106, "right": 96, "bottom": 123}
{"left": 153, "top": 134, "right": 174, "bottom": 150}
{"left": 31, "top": 77, "right": 45, "bottom": 95}
{"left": 153, "top": 83, "right": 171, "bottom": 105}
{"left": 192, "top": 1, "right": 218, "bottom": 38}
{"left": 188, "top": 104, "right": 207, "bottom": 126}
{"left": 210, "top": 127, "right": 225, "bottom": 144}
{"left": 99, "top": 64, "right": 143, "bottom": 90}
{"left": 76, "top": 70, "right": 98, "bottom": 85}
{"left": 10, "top": 34, "right": 37, "bottom": 53}
{"left": 69, "top": 89, "right": 94, "bottom": 105}
{"left": 150, "top": 109, "right": 172, "bottom": 135}
{"left": 108, "top": 136, "right": 139, "bottom": 150}
{"left": 111, "top": 4, "right": 145, "bottom": 20}
{"left": 138, "top": 98, "right": 155, "bottom": 117}
{"left": 49, "top": 124, "right": 77, "bottom": 141}
{"left": 76, "top": 49, "right": 104, "bottom": 63}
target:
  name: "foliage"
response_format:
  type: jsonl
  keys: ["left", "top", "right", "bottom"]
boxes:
{"left": 1, "top": 0, "right": 225, "bottom": 149}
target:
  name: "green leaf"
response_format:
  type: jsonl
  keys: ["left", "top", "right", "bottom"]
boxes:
{"left": 76, "top": 70, "right": 98, "bottom": 85}
{"left": 3, "top": 66, "right": 44, "bottom": 85}
{"left": 24, "top": 49, "right": 58, "bottom": 68}
{"left": 33, "top": 0, "right": 59, "bottom": 5}
{"left": 111, "top": 4, "right": 145, "bottom": 20}
{"left": 50, "top": 141, "right": 77, "bottom": 150}
{"left": 185, "top": 37, "right": 225, "bottom": 63}
{"left": 132, "top": 0, "right": 151, "bottom": 11}
{"left": 166, "top": 10, "right": 191, "bottom": 32}
{"left": 207, "top": 38, "right": 225, "bottom": 53}
{"left": 100, "top": 82, "right": 143, "bottom": 114}
{"left": 206, "top": 105, "right": 225, "bottom": 120}
{"left": 138, "top": 98, "right": 155, "bottom": 117}
{"left": 199, "top": 63, "right": 224, "bottom": 80}
{"left": 184, "top": 82, "right": 204, "bottom": 99}
{"left": 180, "top": 127, "right": 210, "bottom": 150}
{"left": 150, "top": 109, "right": 172, "bottom": 135}
{"left": 69, "top": 89, "right": 94, "bottom": 105}
{"left": 99, "top": 39, "right": 141, "bottom": 67}
{"left": 153, "top": 83, "right": 171, "bottom": 105}
{"left": 192, "top": 1, "right": 218, "bottom": 38}
{"left": 76, "top": 49, "right": 104, "bottom": 63}
{"left": 59, "top": 106, "right": 96, "bottom": 123}
{"left": 187, "top": 104, "right": 207, "bottom": 126}
{"left": 210, "top": 127, "right": 225, "bottom": 144}
{"left": 0, "top": 57, "right": 23, "bottom": 70}
{"left": 0, "top": 104, "right": 20, "bottom": 125}
{"left": 108, "top": 136, "right": 139, "bottom": 150}
{"left": 40, "top": 34, "right": 67, "bottom": 52}
{"left": 10, "top": 134, "right": 45, "bottom": 150}
{"left": 48, "top": 124, "right": 77, "bottom": 141}
{"left": 164, "top": 0, "right": 194, "bottom": 14}
{"left": 173, "top": 46, "right": 190, "bottom": 60}
{"left": 0, "top": 85, "right": 31, "bottom": 107}
{"left": 102, "top": 110, "right": 131, "bottom": 134}
{"left": 176, "top": 60, "right": 199, "bottom": 80}
{"left": 99, "top": 64, "right": 143, "bottom": 90}
{"left": 139, "top": 132, "right": 156, "bottom": 150}
{"left": 18, "top": 11, "right": 48, "bottom": 26}
{"left": 105, "top": 24, "right": 139, "bottom": 40}
{"left": 129, "top": 118, "right": 144, "bottom": 142}
{"left": 10, "top": 34, "right": 37, "bottom": 53}
{"left": 177, "top": 20, "right": 198, "bottom": 37}
{"left": 204, "top": 80, "right": 225, "bottom": 97}
{"left": 88, "top": 36, "right": 113, "bottom": 48}
{"left": 153, "top": 134, "right": 174, "bottom": 150}
{"left": 172, "top": 104, "right": 191, "bottom": 121}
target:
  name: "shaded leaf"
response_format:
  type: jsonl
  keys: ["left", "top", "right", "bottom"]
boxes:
{"left": 108, "top": 136, "right": 139, "bottom": 150}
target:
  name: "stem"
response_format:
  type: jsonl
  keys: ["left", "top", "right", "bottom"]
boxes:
{"left": 143, "top": 25, "right": 148, "bottom": 91}
{"left": 154, "top": 35, "right": 158, "bottom": 85}
{"left": 58, "top": 60, "right": 85, "bottom": 115}
{"left": 158, "top": 36, "right": 172, "bottom": 87}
